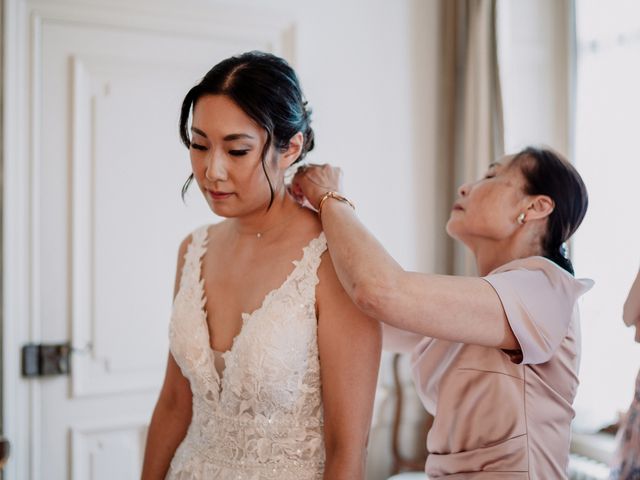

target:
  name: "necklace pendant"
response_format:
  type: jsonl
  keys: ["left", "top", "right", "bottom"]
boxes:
{"left": 256, "top": 232, "right": 262, "bottom": 239}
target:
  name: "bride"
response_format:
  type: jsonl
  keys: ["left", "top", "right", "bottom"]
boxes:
{"left": 140, "top": 51, "right": 382, "bottom": 480}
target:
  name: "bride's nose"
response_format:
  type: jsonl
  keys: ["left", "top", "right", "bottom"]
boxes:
{"left": 205, "top": 150, "right": 228, "bottom": 182}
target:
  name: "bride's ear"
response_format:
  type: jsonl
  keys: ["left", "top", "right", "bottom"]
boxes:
{"left": 279, "top": 132, "right": 304, "bottom": 169}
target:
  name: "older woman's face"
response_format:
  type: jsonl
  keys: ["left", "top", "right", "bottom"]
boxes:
{"left": 446, "top": 156, "right": 530, "bottom": 246}
{"left": 626, "top": 313, "right": 640, "bottom": 343}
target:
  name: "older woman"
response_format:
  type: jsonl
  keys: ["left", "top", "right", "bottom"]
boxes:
{"left": 292, "top": 147, "right": 594, "bottom": 479}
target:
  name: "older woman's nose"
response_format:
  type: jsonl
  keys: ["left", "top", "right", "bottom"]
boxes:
{"left": 458, "top": 182, "right": 471, "bottom": 197}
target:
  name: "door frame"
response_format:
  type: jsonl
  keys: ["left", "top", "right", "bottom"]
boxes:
{"left": 3, "top": 0, "right": 31, "bottom": 478}
{"left": 0, "top": 0, "right": 4, "bottom": 477}
{"left": 1, "top": 1, "right": 295, "bottom": 478}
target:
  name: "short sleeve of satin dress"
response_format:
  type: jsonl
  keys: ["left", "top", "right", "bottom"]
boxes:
{"left": 483, "top": 256, "right": 594, "bottom": 365}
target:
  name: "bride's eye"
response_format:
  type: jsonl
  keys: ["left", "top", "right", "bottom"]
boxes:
{"left": 229, "top": 150, "right": 249, "bottom": 157}
{"left": 191, "top": 143, "right": 208, "bottom": 151}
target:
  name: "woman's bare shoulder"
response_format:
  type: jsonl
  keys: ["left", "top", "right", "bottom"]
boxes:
{"left": 203, "top": 219, "right": 229, "bottom": 240}
{"left": 290, "top": 205, "right": 323, "bottom": 239}
{"left": 176, "top": 220, "right": 228, "bottom": 255}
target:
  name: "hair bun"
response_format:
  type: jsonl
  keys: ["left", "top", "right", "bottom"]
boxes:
{"left": 301, "top": 125, "right": 315, "bottom": 158}
{"left": 297, "top": 101, "right": 314, "bottom": 160}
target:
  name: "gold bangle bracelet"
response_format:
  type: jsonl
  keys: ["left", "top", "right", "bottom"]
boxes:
{"left": 318, "top": 191, "right": 355, "bottom": 216}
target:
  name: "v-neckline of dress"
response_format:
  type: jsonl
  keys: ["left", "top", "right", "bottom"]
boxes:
{"left": 196, "top": 226, "right": 325, "bottom": 384}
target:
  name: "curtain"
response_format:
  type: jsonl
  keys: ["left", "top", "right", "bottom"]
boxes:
{"left": 440, "top": 0, "right": 505, "bottom": 275}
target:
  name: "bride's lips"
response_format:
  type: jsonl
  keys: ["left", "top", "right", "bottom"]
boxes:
{"left": 452, "top": 202, "right": 464, "bottom": 211}
{"left": 208, "top": 190, "right": 233, "bottom": 200}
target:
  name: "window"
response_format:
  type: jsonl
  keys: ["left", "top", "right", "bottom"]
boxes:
{"left": 571, "top": 0, "right": 640, "bottom": 431}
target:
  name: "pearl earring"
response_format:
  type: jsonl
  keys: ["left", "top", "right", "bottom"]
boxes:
{"left": 517, "top": 213, "right": 526, "bottom": 225}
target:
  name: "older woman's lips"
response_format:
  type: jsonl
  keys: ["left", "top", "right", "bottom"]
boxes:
{"left": 209, "top": 190, "right": 233, "bottom": 200}
{"left": 452, "top": 203, "right": 464, "bottom": 211}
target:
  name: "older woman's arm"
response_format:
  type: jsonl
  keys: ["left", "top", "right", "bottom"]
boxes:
{"left": 317, "top": 197, "right": 518, "bottom": 349}
{"left": 291, "top": 165, "right": 519, "bottom": 349}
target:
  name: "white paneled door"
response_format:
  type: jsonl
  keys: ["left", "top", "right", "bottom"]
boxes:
{"left": 3, "top": 2, "right": 294, "bottom": 479}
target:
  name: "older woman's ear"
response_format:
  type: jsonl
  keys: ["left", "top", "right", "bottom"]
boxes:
{"left": 524, "top": 195, "right": 555, "bottom": 221}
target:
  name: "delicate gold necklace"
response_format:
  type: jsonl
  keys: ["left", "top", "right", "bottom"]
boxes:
{"left": 238, "top": 197, "right": 301, "bottom": 239}
{"left": 237, "top": 215, "right": 293, "bottom": 240}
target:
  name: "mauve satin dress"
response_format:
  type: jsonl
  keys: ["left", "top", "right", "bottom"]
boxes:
{"left": 384, "top": 256, "right": 594, "bottom": 479}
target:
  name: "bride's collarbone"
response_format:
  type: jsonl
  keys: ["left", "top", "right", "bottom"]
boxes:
{"left": 200, "top": 231, "right": 322, "bottom": 348}
{"left": 203, "top": 227, "right": 322, "bottom": 290}
{"left": 203, "top": 259, "right": 296, "bottom": 311}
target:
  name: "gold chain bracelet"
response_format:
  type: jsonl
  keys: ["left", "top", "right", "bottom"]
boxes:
{"left": 318, "top": 191, "right": 355, "bottom": 216}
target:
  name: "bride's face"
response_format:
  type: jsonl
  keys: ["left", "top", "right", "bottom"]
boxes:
{"left": 189, "top": 94, "right": 282, "bottom": 218}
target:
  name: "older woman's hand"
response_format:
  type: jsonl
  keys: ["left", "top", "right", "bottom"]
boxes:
{"left": 291, "top": 163, "right": 344, "bottom": 210}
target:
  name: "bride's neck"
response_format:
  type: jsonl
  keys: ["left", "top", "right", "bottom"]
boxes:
{"left": 231, "top": 189, "right": 299, "bottom": 238}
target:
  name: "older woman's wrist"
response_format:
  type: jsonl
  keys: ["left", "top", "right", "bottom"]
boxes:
{"left": 318, "top": 191, "right": 355, "bottom": 216}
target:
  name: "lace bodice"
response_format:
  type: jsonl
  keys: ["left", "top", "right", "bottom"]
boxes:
{"left": 166, "top": 224, "right": 327, "bottom": 480}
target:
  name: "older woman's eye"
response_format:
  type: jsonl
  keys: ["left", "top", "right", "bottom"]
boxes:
{"left": 191, "top": 143, "right": 208, "bottom": 151}
{"left": 229, "top": 150, "right": 249, "bottom": 157}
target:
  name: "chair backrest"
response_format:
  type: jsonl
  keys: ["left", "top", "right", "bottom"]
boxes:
{"left": 390, "top": 353, "right": 432, "bottom": 475}
{"left": 0, "top": 436, "right": 10, "bottom": 469}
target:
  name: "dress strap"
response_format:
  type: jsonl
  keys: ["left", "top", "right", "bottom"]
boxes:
{"left": 298, "top": 232, "right": 327, "bottom": 272}
{"left": 179, "top": 224, "right": 210, "bottom": 292}
{"left": 289, "top": 232, "right": 327, "bottom": 299}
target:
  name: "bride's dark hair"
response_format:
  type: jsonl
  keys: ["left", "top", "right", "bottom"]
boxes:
{"left": 179, "top": 51, "right": 315, "bottom": 206}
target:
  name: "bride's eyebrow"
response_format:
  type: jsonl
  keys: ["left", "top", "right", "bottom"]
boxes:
{"left": 223, "top": 133, "right": 255, "bottom": 141}
{"left": 191, "top": 126, "right": 208, "bottom": 138}
{"left": 190, "top": 127, "right": 255, "bottom": 142}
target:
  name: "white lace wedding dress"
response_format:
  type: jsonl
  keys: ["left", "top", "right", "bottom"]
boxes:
{"left": 165, "top": 224, "right": 327, "bottom": 480}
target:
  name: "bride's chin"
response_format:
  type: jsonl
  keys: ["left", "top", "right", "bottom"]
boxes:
{"left": 208, "top": 199, "right": 269, "bottom": 219}
{"left": 208, "top": 202, "right": 238, "bottom": 218}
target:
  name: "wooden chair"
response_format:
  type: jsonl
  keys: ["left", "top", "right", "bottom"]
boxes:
{"left": 388, "top": 353, "right": 431, "bottom": 479}
{"left": 0, "top": 436, "right": 10, "bottom": 470}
